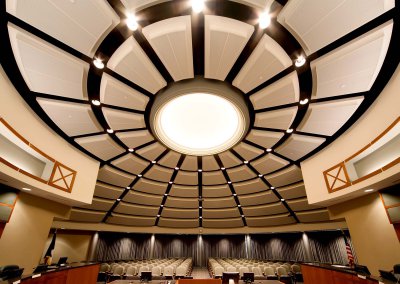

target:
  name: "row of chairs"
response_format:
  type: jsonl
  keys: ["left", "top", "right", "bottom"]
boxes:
{"left": 208, "top": 258, "right": 302, "bottom": 284}
{"left": 98, "top": 258, "right": 192, "bottom": 282}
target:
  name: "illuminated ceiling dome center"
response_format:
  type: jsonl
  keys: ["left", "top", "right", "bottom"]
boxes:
{"left": 150, "top": 80, "right": 250, "bottom": 156}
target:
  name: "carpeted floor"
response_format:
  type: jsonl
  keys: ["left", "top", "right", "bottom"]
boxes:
{"left": 190, "top": 267, "right": 211, "bottom": 279}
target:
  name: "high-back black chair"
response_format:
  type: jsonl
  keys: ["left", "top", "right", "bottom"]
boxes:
{"left": 394, "top": 264, "right": 400, "bottom": 284}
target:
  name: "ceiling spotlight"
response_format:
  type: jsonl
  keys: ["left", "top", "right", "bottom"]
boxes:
{"left": 191, "top": 0, "right": 205, "bottom": 13}
{"left": 295, "top": 55, "right": 306, "bottom": 67}
{"left": 228, "top": 181, "right": 232, "bottom": 184}
{"left": 270, "top": 187, "right": 275, "bottom": 190}
{"left": 199, "top": 206, "right": 202, "bottom": 209}
{"left": 266, "top": 148, "right": 273, "bottom": 152}
{"left": 241, "top": 215, "right": 245, "bottom": 217}
{"left": 221, "top": 167, "right": 226, "bottom": 170}
{"left": 169, "top": 181, "right": 173, "bottom": 184}
{"left": 106, "top": 128, "right": 114, "bottom": 134}
{"left": 243, "top": 160, "right": 249, "bottom": 164}
{"left": 259, "top": 11, "right": 271, "bottom": 29}
{"left": 280, "top": 198, "right": 285, "bottom": 202}
{"left": 152, "top": 160, "right": 157, "bottom": 164}
{"left": 157, "top": 214, "right": 160, "bottom": 217}
{"left": 198, "top": 169, "right": 203, "bottom": 172}
{"left": 93, "top": 58, "right": 104, "bottom": 69}
{"left": 286, "top": 128, "right": 294, "bottom": 134}
{"left": 91, "top": 99, "right": 101, "bottom": 106}
{"left": 164, "top": 193, "right": 168, "bottom": 196}
{"left": 128, "top": 148, "right": 134, "bottom": 152}
{"left": 233, "top": 193, "right": 237, "bottom": 196}
{"left": 174, "top": 167, "right": 180, "bottom": 170}
{"left": 238, "top": 205, "right": 241, "bottom": 207}
{"left": 126, "top": 186, "right": 130, "bottom": 189}
{"left": 365, "top": 189, "right": 374, "bottom": 193}
{"left": 117, "top": 198, "right": 121, "bottom": 201}
{"left": 126, "top": 13, "right": 138, "bottom": 31}
{"left": 299, "top": 98, "right": 309, "bottom": 105}
{"left": 21, "top": 187, "right": 31, "bottom": 191}
{"left": 258, "top": 174, "right": 263, "bottom": 177}
{"left": 199, "top": 216, "right": 203, "bottom": 219}
{"left": 160, "top": 205, "right": 164, "bottom": 207}
{"left": 138, "top": 174, "right": 142, "bottom": 177}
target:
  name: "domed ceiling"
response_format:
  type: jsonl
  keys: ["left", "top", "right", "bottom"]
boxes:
{"left": 0, "top": 0, "right": 398, "bottom": 229}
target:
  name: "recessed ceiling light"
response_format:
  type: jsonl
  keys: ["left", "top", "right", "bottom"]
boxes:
{"left": 199, "top": 216, "right": 202, "bottom": 219}
{"left": 243, "top": 160, "right": 249, "bottom": 164}
{"left": 126, "top": 187, "right": 130, "bottom": 189}
{"left": 191, "top": 0, "right": 205, "bottom": 13}
{"left": 198, "top": 169, "right": 203, "bottom": 172}
{"left": 117, "top": 198, "right": 121, "bottom": 201}
{"left": 228, "top": 181, "right": 232, "bottom": 184}
{"left": 280, "top": 198, "right": 285, "bottom": 202}
{"left": 199, "top": 206, "right": 202, "bottom": 209}
{"left": 266, "top": 148, "right": 272, "bottom": 152}
{"left": 286, "top": 128, "right": 294, "bottom": 133}
{"left": 152, "top": 160, "right": 157, "bottom": 164}
{"left": 93, "top": 58, "right": 104, "bottom": 69}
{"left": 126, "top": 13, "right": 138, "bottom": 31}
{"left": 233, "top": 193, "right": 237, "bottom": 196}
{"left": 128, "top": 148, "right": 134, "bottom": 152}
{"left": 299, "top": 98, "right": 309, "bottom": 105}
{"left": 221, "top": 167, "right": 226, "bottom": 170}
{"left": 138, "top": 174, "right": 142, "bottom": 177}
{"left": 91, "top": 99, "right": 101, "bottom": 106}
{"left": 259, "top": 11, "right": 271, "bottom": 29}
{"left": 164, "top": 193, "right": 168, "bottom": 196}
{"left": 238, "top": 205, "right": 241, "bottom": 207}
{"left": 271, "top": 187, "right": 275, "bottom": 190}
{"left": 174, "top": 167, "right": 180, "bottom": 170}
{"left": 106, "top": 128, "right": 114, "bottom": 134}
{"left": 160, "top": 205, "right": 164, "bottom": 207}
{"left": 169, "top": 181, "right": 173, "bottom": 184}
{"left": 241, "top": 215, "right": 245, "bottom": 217}
{"left": 258, "top": 174, "right": 263, "bottom": 177}
{"left": 21, "top": 187, "right": 31, "bottom": 191}
{"left": 365, "top": 189, "right": 374, "bottom": 192}
{"left": 295, "top": 55, "right": 306, "bottom": 67}
{"left": 157, "top": 214, "right": 160, "bottom": 217}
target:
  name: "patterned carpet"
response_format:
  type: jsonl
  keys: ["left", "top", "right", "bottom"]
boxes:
{"left": 191, "top": 267, "right": 211, "bottom": 279}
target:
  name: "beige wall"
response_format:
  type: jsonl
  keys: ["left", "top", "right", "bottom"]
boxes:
{"left": 329, "top": 192, "right": 400, "bottom": 275}
{"left": 0, "top": 193, "right": 70, "bottom": 273}
{"left": 0, "top": 66, "right": 100, "bottom": 206}
{"left": 301, "top": 64, "right": 400, "bottom": 206}
{"left": 42, "top": 231, "right": 93, "bottom": 263}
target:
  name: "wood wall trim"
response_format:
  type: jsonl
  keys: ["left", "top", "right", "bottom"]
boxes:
{"left": 324, "top": 116, "right": 400, "bottom": 193}
{"left": 0, "top": 117, "right": 77, "bottom": 193}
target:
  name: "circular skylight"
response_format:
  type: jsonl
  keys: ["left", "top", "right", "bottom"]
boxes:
{"left": 153, "top": 92, "right": 246, "bottom": 155}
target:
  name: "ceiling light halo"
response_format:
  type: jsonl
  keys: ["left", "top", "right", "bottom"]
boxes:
{"left": 149, "top": 79, "right": 251, "bottom": 156}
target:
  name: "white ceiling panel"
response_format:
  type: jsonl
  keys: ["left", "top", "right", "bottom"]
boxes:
{"left": 242, "top": 202, "right": 287, "bottom": 217}
{"left": 298, "top": 97, "right": 364, "bottom": 136}
{"left": 254, "top": 107, "right": 298, "bottom": 130}
{"left": 202, "top": 218, "right": 244, "bottom": 228}
{"left": 203, "top": 184, "right": 232, "bottom": 198}
{"left": 114, "top": 202, "right": 159, "bottom": 216}
{"left": 79, "top": 197, "right": 114, "bottom": 211}
{"left": 116, "top": 130, "right": 154, "bottom": 150}
{"left": 311, "top": 21, "right": 393, "bottom": 99}
{"left": 70, "top": 208, "right": 105, "bottom": 223}
{"left": 203, "top": 197, "right": 237, "bottom": 209}
{"left": 203, "top": 208, "right": 241, "bottom": 219}
{"left": 245, "top": 130, "right": 284, "bottom": 149}
{"left": 169, "top": 185, "right": 198, "bottom": 198}
{"left": 37, "top": 98, "right": 102, "bottom": 136}
{"left": 233, "top": 179, "right": 269, "bottom": 195}
{"left": 296, "top": 209, "right": 331, "bottom": 223}
{"left": 75, "top": 134, "right": 125, "bottom": 161}
{"left": 142, "top": 16, "right": 193, "bottom": 81}
{"left": 107, "top": 213, "right": 154, "bottom": 226}
{"left": 100, "top": 73, "right": 149, "bottom": 111}
{"left": 246, "top": 214, "right": 295, "bottom": 227}
{"left": 161, "top": 208, "right": 199, "bottom": 219}
{"left": 203, "top": 171, "right": 226, "bottom": 185}
{"left": 275, "top": 134, "right": 326, "bottom": 161}
{"left": 238, "top": 191, "right": 278, "bottom": 206}
{"left": 233, "top": 34, "right": 292, "bottom": 93}
{"left": 233, "top": 143, "right": 264, "bottom": 161}
{"left": 107, "top": 37, "right": 166, "bottom": 94}
{"left": 120, "top": 0, "right": 170, "bottom": 12}
{"left": 205, "top": 15, "right": 254, "bottom": 81}
{"left": 276, "top": 182, "right": 306, "bottom": 200}
{"left": 111, "top": 154, "right": 149, "bottom": 175}
{"left": 158, "top": 217, "right": 199, "bottom": 228}
{"left": 136, "top": 142, "right": 166, "bottom": 161}
{"left": 124, "top": 190, "right": 163, "bottom": 206}
{"left": 165, "top": 197, "right": 198, "bottom": 209}
{"left": 97, "top": 165, "right": 135, "bottom": 187}
{"left": 266, "top": 165, "right": 303, "bottom": 187}
{"left": 144, "top": 165, "right": 174, "bottom": 182}
{"left": 250, "top": 71, "right": 300, "bottom": 110}
{"left": 94, "top": 182, "right": 124, "bottom": 200}
{"left": 8, "top": 24, "right": 89, "bottom": 100}
{"left": 174, "top": 171, "right": 198, "bottom": 185}
{"left": 134, "top": 179, "right": 167, "bottom": 195}
{"left": 277, "top": 0, "right": 394, "bottom": 55}
{"left": 102, "top": 107, "right": 145, "bottom": 130}
{"left": 251, "top": 154, "right": 290, "bottom": 175}
{"left": 6, "top": 0, "right": 119, "bottom": 56}
{"left": 227, "top": 166, "right": 257, "bottom": 182}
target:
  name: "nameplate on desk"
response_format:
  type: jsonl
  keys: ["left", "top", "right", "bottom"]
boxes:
{"left": 32, "top": 274, "right": 41, "bottom": 278}
{"left": 357, "top": 274, "right": 367, "bottom": 279}
{"left": 12, "top": 280, "right": 21, "bottom": 284}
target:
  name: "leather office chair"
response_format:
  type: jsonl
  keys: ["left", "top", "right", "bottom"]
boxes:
{"left": 394, "top": 264, "right": 400, "bottom": 284}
